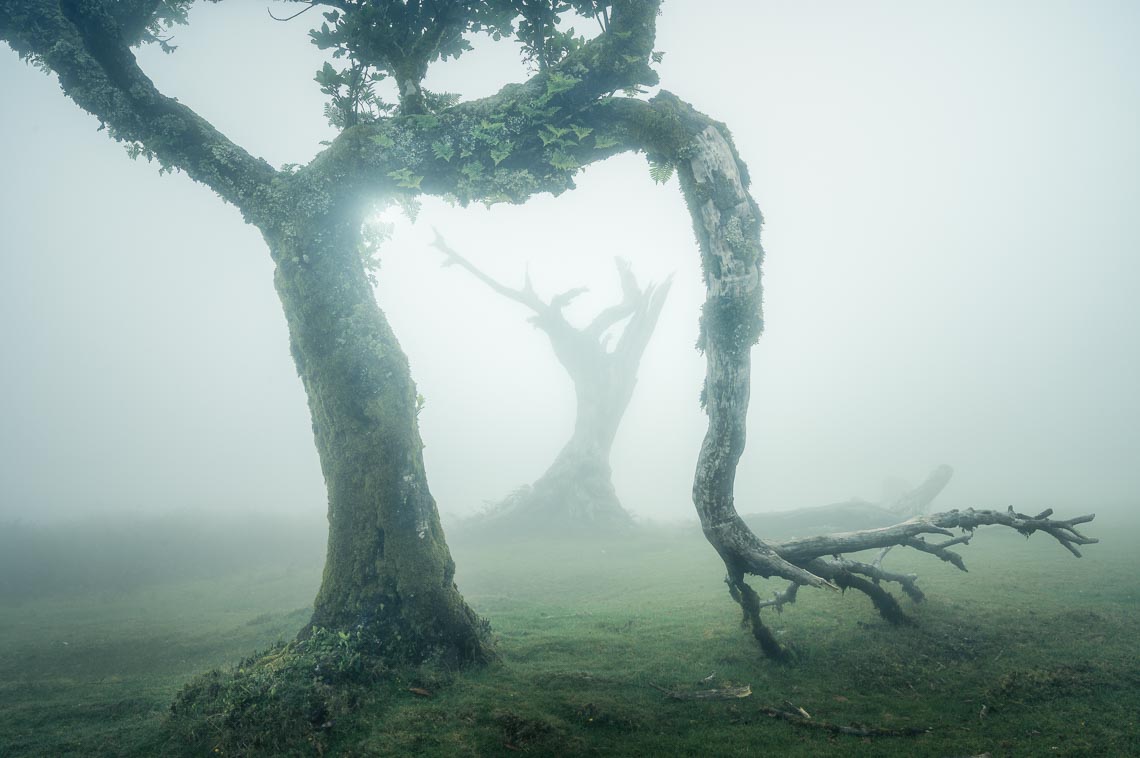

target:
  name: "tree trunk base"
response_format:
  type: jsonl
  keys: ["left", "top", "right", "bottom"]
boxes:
{"left": 458, "top": 453, "right": 635, "bottom": 537}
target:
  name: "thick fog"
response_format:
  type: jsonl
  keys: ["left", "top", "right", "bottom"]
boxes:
{"left": 2, "top": 1, "right": 1138, "bottom": 527}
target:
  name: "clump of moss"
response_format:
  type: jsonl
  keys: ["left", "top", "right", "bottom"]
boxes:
{"left": 697, "top": 293, "right": 763, "bottom": 357}
{"left": 164, "top": 627, "right": 396, "bottom": 756}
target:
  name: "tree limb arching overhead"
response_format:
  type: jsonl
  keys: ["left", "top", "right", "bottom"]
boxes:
{"left": 432, "top": 231, "right": 671, "bottom": 531}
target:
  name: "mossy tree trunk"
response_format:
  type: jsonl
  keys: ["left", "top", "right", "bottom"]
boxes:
{"left": 265, "top": 203, "right": 487, "bottom": 661}
{"left": 670, "top": 112, "right": 1096, "bottom": 657}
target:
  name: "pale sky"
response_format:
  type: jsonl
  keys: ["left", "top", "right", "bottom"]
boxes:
{"left": 1, "top": 1, "right": 1138, "bottom": 526}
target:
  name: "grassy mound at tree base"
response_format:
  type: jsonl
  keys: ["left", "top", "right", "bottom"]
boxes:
{"left": 167, "top": 629, "right": 379, "bottom": 755}
{"left": 166, "top": 626, "right": 472, "bottom": 756}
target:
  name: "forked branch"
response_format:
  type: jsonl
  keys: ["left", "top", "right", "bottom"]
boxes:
{"left": 740, "top": 506, "right": 1099, "bottom": 648}
{"left": 430, "top": 230, "right": 671, "bottom": 376}
{"left": 773, "top": 506, "right": 1099, "bottom": 569}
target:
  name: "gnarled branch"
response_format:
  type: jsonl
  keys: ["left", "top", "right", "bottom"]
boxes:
{"left": 733, "top": 506, "right": 1100, "bottom": 648}
{"left": 430, "top": 230, "right": 670, "bottom": 383}
{"left": 774, "top": 507, "right": 1098, "bottom": 568}
{"left": 431, "top": 229, "right": 548, "bottom": 313}
{"left": 1, "top": 1, "right": 278, "bottom": 221}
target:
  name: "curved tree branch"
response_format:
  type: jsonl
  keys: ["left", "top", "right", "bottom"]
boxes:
{"left": 1, "top": 1, "right": 278, "bottom": 221}
{"left": 304, "top": 0, "right": 660, "bottom": 204}
{"left": 268, "top": 4, "right": 318, "bottom": 24}
{"left": 431, "top": 230, "right": 670, "bottom": 376}
{"left": 584, "top": 258, "right": 640, "bottom": 339}
{"left": 431, "top": 228, "right": 548, "bottom": 312}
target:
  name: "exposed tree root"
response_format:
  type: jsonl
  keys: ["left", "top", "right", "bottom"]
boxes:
{"left": 726, "top": 575, "right": 793, "bottom": 660}
{"left": 831, "top": 571, "right": 912, "bottom": 626}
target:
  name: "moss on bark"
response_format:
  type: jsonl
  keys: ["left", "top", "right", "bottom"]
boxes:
{"left": 268, "top": 203, "right": 488, "bottom": 664}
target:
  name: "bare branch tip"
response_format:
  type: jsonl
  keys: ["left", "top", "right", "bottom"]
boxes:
{"left": 267, "top": 3, "right": 316, "bottom": 23}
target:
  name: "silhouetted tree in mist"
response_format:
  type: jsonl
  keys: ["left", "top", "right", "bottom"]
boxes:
{"left": 434, "top": 233, "right": 670, "bottom": 531}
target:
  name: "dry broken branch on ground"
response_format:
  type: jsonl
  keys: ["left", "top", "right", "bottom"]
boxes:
{"left": 732, "top": 506, "right": 1098, "bottom": 657}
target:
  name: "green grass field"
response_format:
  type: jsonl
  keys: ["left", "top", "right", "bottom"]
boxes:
{"left": 1, "top": 513, "right": 1137, "bottom": 756}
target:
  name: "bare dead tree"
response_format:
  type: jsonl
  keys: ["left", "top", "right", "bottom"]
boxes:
{"left": 432, "top": 231, "right": 671, "bottom": 531}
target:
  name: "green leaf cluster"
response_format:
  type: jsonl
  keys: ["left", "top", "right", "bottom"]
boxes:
{"left": 304, "top": 1, "right": 617, "bottom": 125}
{"left": 115, "top": 0, "right": 206, "bottom": 53}
{"left": 510, "top": 1, "right": 614, "bottom": 71}
{"left": 315, "top": 59, "right": 393, "bottom": 129}
{"left": 648, "top": 159, "right": 674, "bottom": 185}
{"left": 308, "top": 2, "right": 515, "bottom": 120}
{"left": 386, "top": 168, "right": 424, "bottom": 190}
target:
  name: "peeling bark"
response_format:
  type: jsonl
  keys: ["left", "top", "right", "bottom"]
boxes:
{"left": 680, "top": 122, "right": 838, "bottom": 583}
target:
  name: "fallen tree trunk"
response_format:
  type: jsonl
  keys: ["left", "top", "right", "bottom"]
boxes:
{"left": 743, "top": 465, "right": 954, "bottom": 537}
